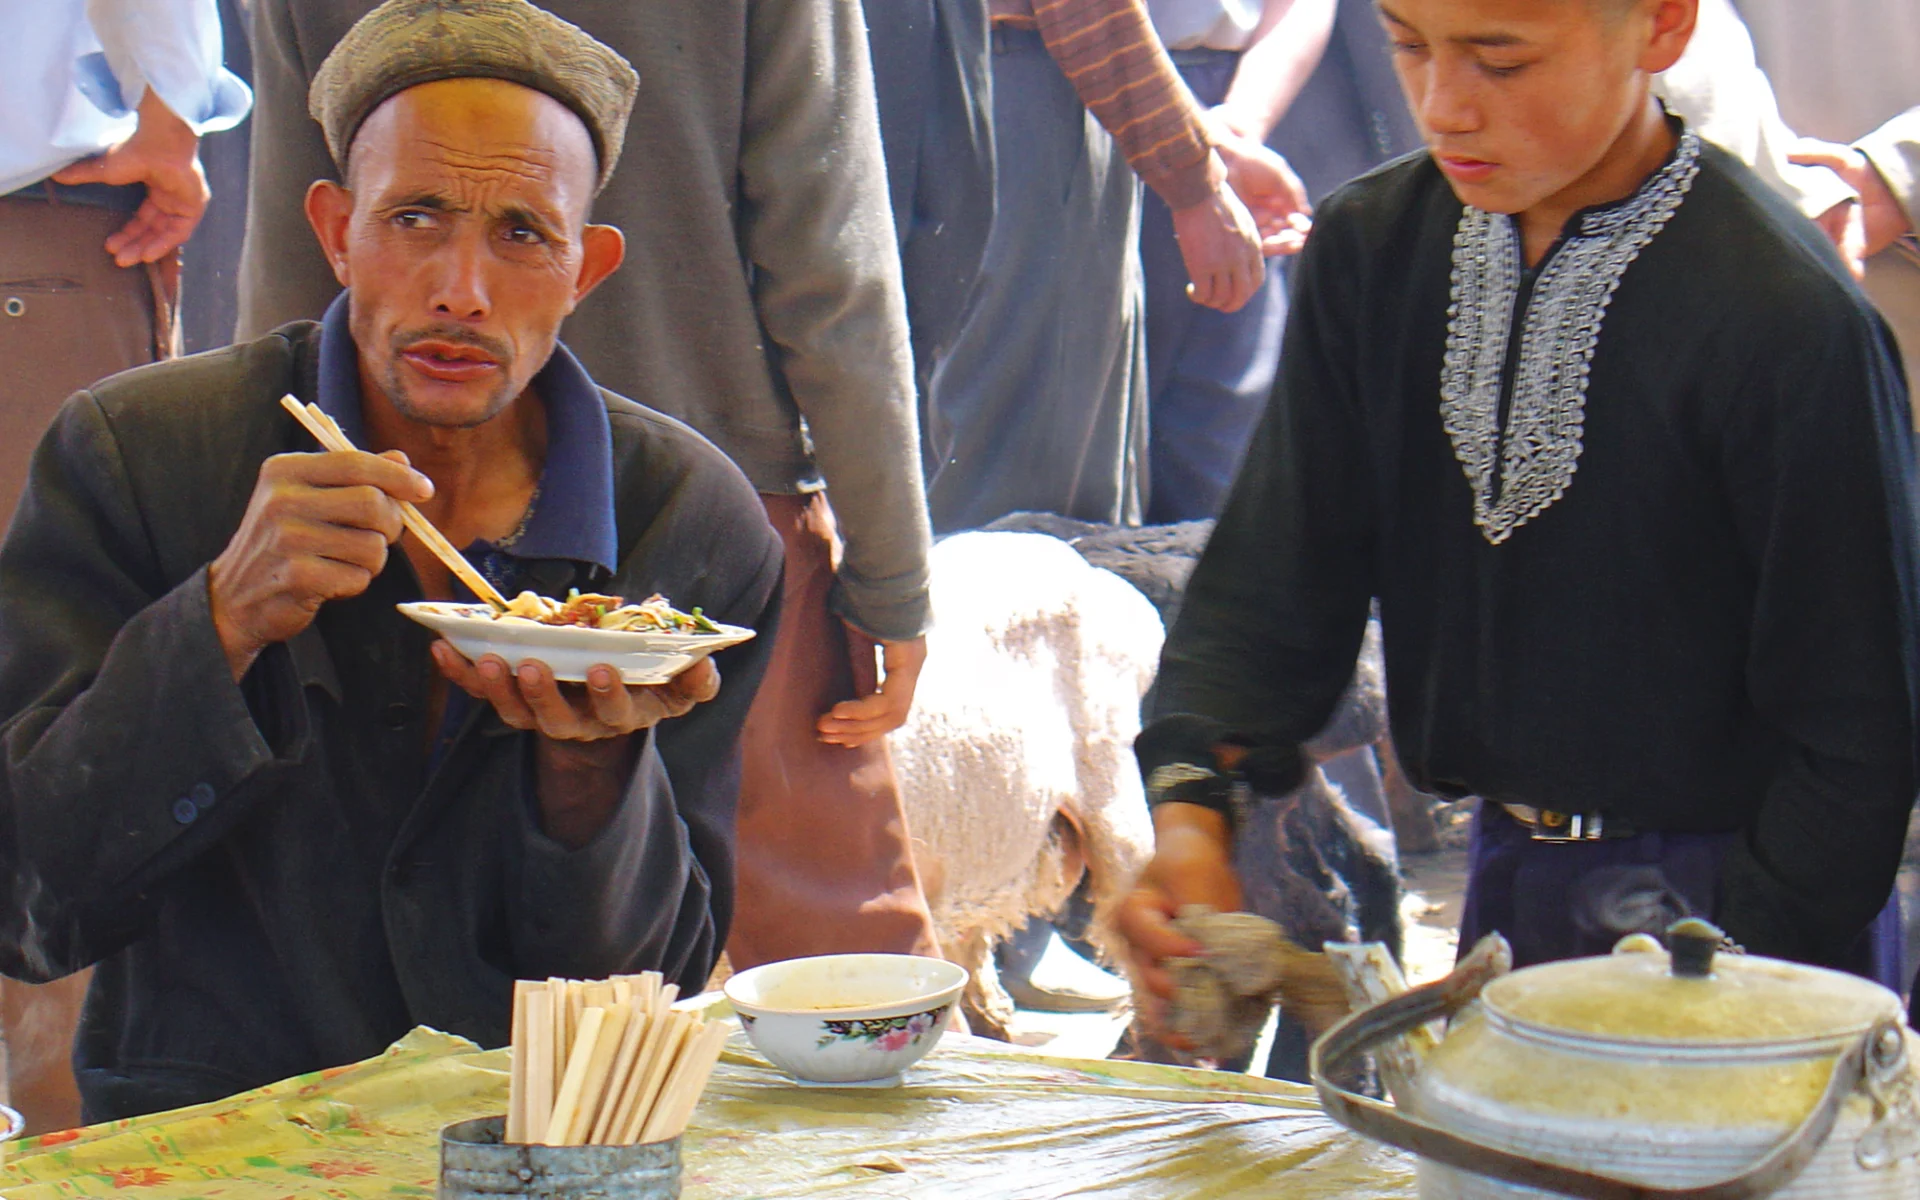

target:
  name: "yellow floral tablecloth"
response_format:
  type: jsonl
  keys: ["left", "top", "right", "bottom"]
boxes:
{"left": 0, "top": 1026, "right": 1414, "bottom": 1198}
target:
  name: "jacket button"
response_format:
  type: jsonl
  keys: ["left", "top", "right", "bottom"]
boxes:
{"left": 189, "top": 782, "right": 216, "bottom": 809}
{"left": 171, "top": 797, "right": 199, "bottom": 825}
{"left": 385, "top": 702, "right": 414, "bottom": 731}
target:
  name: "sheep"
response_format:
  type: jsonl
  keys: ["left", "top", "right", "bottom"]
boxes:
{"left": 891, "top": 532, "right": 1164, "bottom": 1037}
{"left": 897, "top": 519, "right": 1412, "bottom": 1053}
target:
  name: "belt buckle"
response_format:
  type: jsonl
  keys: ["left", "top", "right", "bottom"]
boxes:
{"left": 1530, "top": 809, "right": 1605, "bottom": 843}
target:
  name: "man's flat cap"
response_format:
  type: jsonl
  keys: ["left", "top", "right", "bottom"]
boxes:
{"left": 310, "top": 0, "right": 638, "bottom": 193}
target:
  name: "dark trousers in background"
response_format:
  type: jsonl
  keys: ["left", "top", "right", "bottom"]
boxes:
{"left": 1460, "top": 803, "right": 1904, "bottom": 993}
{"left": 923, "top": 26, "right": 1147, "bottom": 535}
{"left": 726, "top": 494, "right": 941, "bottom": 970}
{"left": 862, "top": 0, "right": 995, "bottom": 401}
{"left": 1138, "top": 50, "right": 1290, "bottom": 524}
{"left": 0, "top": 186, "right": 174, "bottom": 1135}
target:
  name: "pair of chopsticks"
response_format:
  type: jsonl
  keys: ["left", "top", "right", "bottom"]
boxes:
{"left": 278, "top": 394, "right": 509, "bottom": 610}
{"left": 507, "top": 974, "right": 730, "bottom": 1147}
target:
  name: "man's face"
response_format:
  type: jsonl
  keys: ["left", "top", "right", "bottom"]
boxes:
{"left": 306, "top": 78, "right": 622, "bottom": 428}
{"left": 1377, "top": 0, "right": 1681, "bottom": 215}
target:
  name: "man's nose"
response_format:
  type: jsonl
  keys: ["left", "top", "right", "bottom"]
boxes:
{"left": 427, "top": 231, "right": 491, "bottom": 320}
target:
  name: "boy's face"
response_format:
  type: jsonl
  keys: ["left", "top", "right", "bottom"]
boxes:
{"left": 1377, "top": 0, "right": 1692, "bottom": 216}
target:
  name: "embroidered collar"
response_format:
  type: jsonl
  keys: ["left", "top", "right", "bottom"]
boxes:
{"left": 1440, "top": 127, "right": 1702, "bottom": 544}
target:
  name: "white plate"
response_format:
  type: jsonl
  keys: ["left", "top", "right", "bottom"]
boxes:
{"left": 397, "top": 601, "right": 756, "bottom": 685}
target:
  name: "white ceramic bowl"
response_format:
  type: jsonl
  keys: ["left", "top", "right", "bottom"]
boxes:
{"left": 396, "top": 601, "right": 756, "bottom": 685}
{"left": 723, "top": 953, "right": 968, "bottom": 1087}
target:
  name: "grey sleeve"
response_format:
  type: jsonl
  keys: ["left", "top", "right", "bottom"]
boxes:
{"left": 0, "top": 396, "right": 304, "bottom": 979}
{"left": 1858, "top": 107, "right": 1920, "bottom": 231}
{"left": 738, "top": 0, "right": 933, "bottom": 642}
{"left": 233, "top": 0, "right": 346, "bottom": 339}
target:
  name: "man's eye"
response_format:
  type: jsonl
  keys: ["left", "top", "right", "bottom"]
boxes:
{"left": 1389, "top": 40, "right": 1428, "bottom": 57}
{"left": 393, "top": 210, "right": 437, "bottom": 230}
{"left": 1480, "top": 59, "right": 1529, "bottom": 78}
{"left": 505, "top": 226, "right": 547, "bottom": 245}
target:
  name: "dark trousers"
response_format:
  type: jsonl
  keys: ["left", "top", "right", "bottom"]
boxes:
{"left": 1459, "top": 803, "right": 1904, "bottom": 993}
{"left": 861, "top": 0, "right": 994, "bottom": 395}
{"left": 923, "top": 27, "right": 1147, "bottom": 535}
{"left": 0, "top": 187, "right": 170, "bottom": 1135}
{"left": 1138, "top": 50, "right": 1290, "bottom": 524}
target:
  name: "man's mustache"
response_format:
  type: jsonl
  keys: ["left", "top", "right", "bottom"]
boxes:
{"left": 390, "top": 325, "right": 513, "bottom": 363}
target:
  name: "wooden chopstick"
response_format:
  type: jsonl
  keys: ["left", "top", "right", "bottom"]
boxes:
{"left": 509, "top": 974, "right": 724, "bottom": 1147}
{"left": 277, "top": 394, "right": 510, "bottom": 610}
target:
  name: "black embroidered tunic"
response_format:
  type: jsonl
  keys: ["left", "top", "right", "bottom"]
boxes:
{"left": 1139, "top": 131, "right": 1920, "bottom": 966}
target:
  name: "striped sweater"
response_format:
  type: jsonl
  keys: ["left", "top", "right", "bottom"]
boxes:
{"left": 992, "top": 0, "right": 1224, "bottom": 209}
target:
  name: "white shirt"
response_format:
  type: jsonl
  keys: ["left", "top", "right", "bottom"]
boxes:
{"left": 1145, "top": 0, "right": 1261, "bottom": 53}
{"left": 0, "top": 0, "right": 251, "bottom": 198}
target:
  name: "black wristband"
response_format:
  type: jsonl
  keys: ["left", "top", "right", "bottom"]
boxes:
{"left": 1145, "top": 762, "right": 1239, "bottom": 833}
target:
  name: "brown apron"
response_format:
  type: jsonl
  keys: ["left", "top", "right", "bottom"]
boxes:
{"left": 0, "top": 187, "right": 177, "bottom": 1134}
{"left": 726, "top": 493, "right": 940, "bottom": 969}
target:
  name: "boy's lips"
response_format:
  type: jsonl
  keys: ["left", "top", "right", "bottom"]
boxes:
{"left": 1436, "top": 153, "right": 1499, "bottom": 183}
{"left": 400, "top": 341, "right": 502, "bottom": 383}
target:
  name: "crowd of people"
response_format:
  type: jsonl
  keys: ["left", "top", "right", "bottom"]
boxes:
{"left": 0, "top": 0, "right": 1916, "bottom": 1156}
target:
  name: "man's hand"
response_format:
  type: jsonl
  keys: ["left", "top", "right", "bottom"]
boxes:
{"left": 1213, "top": 131, "right": 1313, "bottom": 257}
{"left": 52, "top": 88, "right": 211, "bottom": 267}
{"left": 1792, "top": 138, "right": 1913, "bottom": 279}
{"left": 430, "top": 649, "right": 720, "bottom": 742}
{"left": 208, "top": 449, "right": 434, "bottom": 681}
{"left": 1173, "top": 180, "right": 1267, "bottom": 314}
{"left": 1114, "top": 803, "right": 1243, "bottom": 1047}
{"left": 817, "top": 629, "right": 927, "bottom": 748}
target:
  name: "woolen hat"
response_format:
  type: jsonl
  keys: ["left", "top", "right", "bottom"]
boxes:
{"left": 309, "top": 0, "right": 638, "bottom": 193}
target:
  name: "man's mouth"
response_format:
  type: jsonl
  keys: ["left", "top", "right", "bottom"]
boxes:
{"left": 400, "top": 340, "right": 502, "bottom": 383}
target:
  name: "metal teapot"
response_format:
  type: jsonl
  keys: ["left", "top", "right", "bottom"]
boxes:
{"left": 1311, "top": 920, "right": 1920, "bottom": 1198}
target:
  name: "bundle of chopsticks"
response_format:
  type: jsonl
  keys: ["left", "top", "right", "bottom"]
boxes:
{"left": 506, "top": 974, "right": 728, "bottom": 1147}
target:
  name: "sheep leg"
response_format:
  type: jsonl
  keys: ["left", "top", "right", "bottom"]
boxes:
{"left": 1377, "top": 733, "right": 1442, "bottom": 855}
{"left": 953, "top": 927, "right": 1017, "bottom": 1042}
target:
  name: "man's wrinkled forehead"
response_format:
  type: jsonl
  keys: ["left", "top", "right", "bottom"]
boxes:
{"left": 345, "top": 78, "right": 598, "bottom": 214}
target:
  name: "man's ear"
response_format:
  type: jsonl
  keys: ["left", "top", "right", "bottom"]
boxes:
{"left": 304, "top": 179, "right": 355, "bottom": 289}
{"left": 1638, "top": 0, "right": 1697, "bottom": 75}
{"left": 570, "top": 223, "right": 626, "bottom": 308}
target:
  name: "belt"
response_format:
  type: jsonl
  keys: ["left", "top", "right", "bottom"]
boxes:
{"left": 2, "top": 179, "right": 145, "bottom": 213}
{"left": 1498, "top": 803, "right": 1638, "bottom": 843}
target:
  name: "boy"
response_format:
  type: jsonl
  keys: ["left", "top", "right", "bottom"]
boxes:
{"left": 1118, "top": 0, "right": 1919, "bottom": 1023}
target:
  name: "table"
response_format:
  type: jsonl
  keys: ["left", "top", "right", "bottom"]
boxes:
{"left": 0, "top": 1026, "right": 1414, "bottom": 1198}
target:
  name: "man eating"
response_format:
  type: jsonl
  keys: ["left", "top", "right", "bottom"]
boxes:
{"left": 0, "top": 3, "right": 781, "bottom": 1121}
{"left": 1119, "top": 0, "right": 1919, "bottom": 1023}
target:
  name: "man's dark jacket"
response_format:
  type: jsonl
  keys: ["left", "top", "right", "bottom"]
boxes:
{"left": 0, "top": 323, "right": 783, "bottom": 1121}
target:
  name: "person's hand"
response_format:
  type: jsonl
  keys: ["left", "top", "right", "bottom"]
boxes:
{"left": 1114, "top": 803, "right": 1244, "bottom": 1048}
{"left": 1172, "top": 180, "right": 1266, "bottom": 313}
{"left": 431, "top": 649, "right": 720, "bottom": 742}
{"left": 1811, "top": 198, "right": 1867, "bottom": 280}
{"left": 1791, "top": 138, "right": 1913, "bottom": 278}
{"left": 817, "top": 629, "right": 927, "bottom": 748}
{"left": 208, "top": 449, "right": 435, "bottom": 681}
{"left": 52, "top": 88, "right": 210, "bottom": 267}
{"left": 1213, "top": 131, "right": 1313, "bottom": 257}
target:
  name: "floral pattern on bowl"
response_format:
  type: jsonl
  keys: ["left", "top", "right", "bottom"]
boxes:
{"left": 817, "top": 1005, "right": 947, "bottom": 1051}
{"left": 724, "top": 953, "right": 969, "bottom": 1085}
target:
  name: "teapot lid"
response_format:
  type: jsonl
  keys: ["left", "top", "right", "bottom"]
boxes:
{"left": 1481, "top": 920, "right": 1903, "bottom": 1049}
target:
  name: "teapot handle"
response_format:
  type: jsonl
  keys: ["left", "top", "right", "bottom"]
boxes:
{"left": 1309, "top": 934, "right": 1879, "bottom": 1200}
